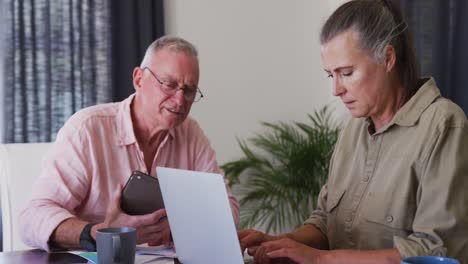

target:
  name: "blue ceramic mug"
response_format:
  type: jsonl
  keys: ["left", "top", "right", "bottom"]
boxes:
{"left": 401, "top": 256, "right": 460, "bottom": 264}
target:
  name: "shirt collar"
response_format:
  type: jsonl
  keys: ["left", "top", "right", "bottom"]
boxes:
{"left": 117, "top": 94, "right": 175, "bottom": 146}
{"left": 365, "top": 77, "right": 440, "bottom": 134}
{"left": 392, "top": 77, "right": 440, "bottom": 127}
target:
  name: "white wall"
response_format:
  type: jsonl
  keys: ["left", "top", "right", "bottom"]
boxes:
{"left": 164, "top": 1, "right": 347, "bottom": 164}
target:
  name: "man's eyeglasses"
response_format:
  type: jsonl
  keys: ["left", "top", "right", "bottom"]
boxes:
{"left": 143, "top": 67, "right": 204, "bottom": 102}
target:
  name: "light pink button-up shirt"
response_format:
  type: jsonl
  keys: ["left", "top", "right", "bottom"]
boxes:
{"left": 19, "top": 94, "right": 239, "bottom": 251}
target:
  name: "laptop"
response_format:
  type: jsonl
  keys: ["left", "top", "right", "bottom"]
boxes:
{"left": 156, "top": 167, "right": 244, "bottom": 264}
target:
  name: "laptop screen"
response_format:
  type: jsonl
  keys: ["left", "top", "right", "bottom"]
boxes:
{"left": 156, "top": 167, "right": 244, "bottom": 264}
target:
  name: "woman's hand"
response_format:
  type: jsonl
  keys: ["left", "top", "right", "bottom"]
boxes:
{"left": 258, "top": 238, "right": 328, "bottom": 264}
{"left": 238, "top": 229, "right": 275, "bottom": 256}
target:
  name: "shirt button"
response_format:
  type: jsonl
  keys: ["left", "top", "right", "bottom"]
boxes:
{"left": 363, "top": 176, "right": 369, "bottom": 182}
{"left": 346, "top": 216, "right": 352, "bottom": 222}
{"left": 386, "top": 215, "right": 393, "bottom": 223}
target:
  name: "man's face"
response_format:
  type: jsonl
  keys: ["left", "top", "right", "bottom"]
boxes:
{"left": 133, "top": 48, "right": 199, "bottom": 130}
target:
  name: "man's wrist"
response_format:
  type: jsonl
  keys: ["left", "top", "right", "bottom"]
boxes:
{"left": 79, "top": 223, "right": 97, "bottom": 251}
{"left": 90, "top": 223, "right": 105, "bottom": 240}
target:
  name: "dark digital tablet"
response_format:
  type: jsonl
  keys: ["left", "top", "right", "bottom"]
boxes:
{"left": 120, "top": 171, "right": 165, "bottom": 215}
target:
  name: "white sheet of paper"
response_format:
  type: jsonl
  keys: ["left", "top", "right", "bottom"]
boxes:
{"left": 67, "top": 247, "right": 177, "bottom": 264}
{"left": 136, "top": 245, "right": 177, "bottom": 258}
{"left": 136, "top": 255, "right": 175, "bottom": 264}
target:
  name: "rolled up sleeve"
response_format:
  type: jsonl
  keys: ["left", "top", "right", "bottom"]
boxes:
{"left": 304, "top": 184, "right": 328, "bottom": 236}
{"left": 394, "top": 125, "right": 468, "bottom": 261}
{"left": 19, "top": 127, "right": 90, "bottom": 251}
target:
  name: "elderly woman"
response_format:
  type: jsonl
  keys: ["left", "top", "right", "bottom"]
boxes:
{"left": 239, "top": 0, "right": 468, "bottom": 263}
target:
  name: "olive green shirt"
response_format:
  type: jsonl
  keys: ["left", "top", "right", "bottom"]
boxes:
{"left": 305, "top": 78, "right": 468, "bottom": 262}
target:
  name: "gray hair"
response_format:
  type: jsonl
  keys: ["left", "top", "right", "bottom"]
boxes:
{"left": 321, "top": 0, "right": 420, "bottom": 103}
{"left": 141, "top": 36, "right": 198, "bottom": 67}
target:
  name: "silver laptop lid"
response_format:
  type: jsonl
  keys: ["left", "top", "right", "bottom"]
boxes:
{"left": 156, "top": 167, "right": 243, "bottom": 264}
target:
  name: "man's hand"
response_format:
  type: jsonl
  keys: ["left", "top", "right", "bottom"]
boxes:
{"left": 147, "top": 217, "right": 172, "bottom": 247}
{"left": 92, "top": 186, "right": 171, "bottom": 246}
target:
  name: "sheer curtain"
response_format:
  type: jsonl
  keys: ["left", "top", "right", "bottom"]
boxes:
{"left": 398, "top": 0, "right": 468, "bottom": 114}
{"left": 0, "top": 0, "right": 6, "bottom": 251}
{"left": 2, "top": 0, "right": 112, "bottom": 143}
{"left": 0, "top": 0, "right": 165, "bottom": 251}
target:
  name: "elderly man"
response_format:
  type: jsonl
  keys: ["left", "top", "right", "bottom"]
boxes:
{"left": 20, "top": 36, "right": 239, "bottom": 251}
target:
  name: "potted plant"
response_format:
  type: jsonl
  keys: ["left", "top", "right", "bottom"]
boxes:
{"left": 222, "top": 106, "right": 340, "bottom": 233}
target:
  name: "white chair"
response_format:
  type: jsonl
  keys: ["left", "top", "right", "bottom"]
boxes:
{"left": 0, "top": 143, "right": 52, "bottom": 251}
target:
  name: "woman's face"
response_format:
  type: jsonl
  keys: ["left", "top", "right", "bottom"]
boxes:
{"left": 321, "top": 30, "right": 396, "bottom": 119}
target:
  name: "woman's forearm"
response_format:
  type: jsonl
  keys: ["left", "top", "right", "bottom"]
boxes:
{"left": 282, "top": 224, "right": 329, "bottom": 249}
{"left": 323, "top": 248, "right": 401, "bottom": 264}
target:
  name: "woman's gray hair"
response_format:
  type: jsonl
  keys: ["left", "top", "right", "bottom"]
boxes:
{"left": 141, "top": 36, "right": 198, "bottom": 66}
{"left": 321, "top": 0, "right": 420, "bottom": 103}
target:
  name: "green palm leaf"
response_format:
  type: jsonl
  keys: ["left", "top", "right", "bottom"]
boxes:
{"left": 222, "top": 106, "right": 340, "bottom": 233}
